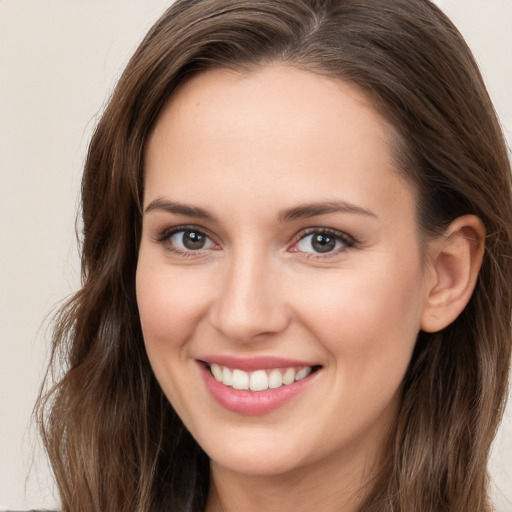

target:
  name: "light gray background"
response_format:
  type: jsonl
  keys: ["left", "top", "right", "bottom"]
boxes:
{"left": 1, "top": 1, "right": 511, "bottom": 510}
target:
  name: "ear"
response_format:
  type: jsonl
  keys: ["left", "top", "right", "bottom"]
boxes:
{"left": 420, "top": 215, "right": 485, "bottom": 333}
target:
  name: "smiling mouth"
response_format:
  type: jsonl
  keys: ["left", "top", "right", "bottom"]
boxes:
{"left": 205, "top": 363, "right": 321, "bottom": 392}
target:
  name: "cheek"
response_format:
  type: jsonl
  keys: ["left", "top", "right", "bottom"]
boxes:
{"left": 294, "top": 259, "right": 424, "bottom": 371}
{"left": 135, "top": 261, "right": 211, "bottom": 417}
{"left": 292, "top": 265, "right": 423, "bottom": 440}
{"left": 136, "top": 262, "right": 210, "bottom": 353}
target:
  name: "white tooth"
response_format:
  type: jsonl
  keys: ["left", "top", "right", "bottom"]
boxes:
{"left": 295, "top": 367, "right": 312, "bottom": 381}
{"left": 282, "top": 368, "right": 296, "bottom": 385}
{"left": 210, "top": 364, "right": 223, "bottom": 382}
{"left": 232, "top": 369, "right": 249, "bottom": 390}
{"left": 249, "top": 370, "right": 269, "bottom": 391}
{"left": 222, "top": 366, "right": 233, "bottom": 386}
{"left": 268, "top": 369, "right": 283, "bottom": 389}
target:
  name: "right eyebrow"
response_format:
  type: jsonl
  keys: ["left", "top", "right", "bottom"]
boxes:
{"left": 144, "top": 198, "right": 216, "bottom": 220}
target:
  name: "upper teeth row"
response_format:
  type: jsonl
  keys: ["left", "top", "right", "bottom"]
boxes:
{"left": 209, "top": 364, "right": 312, "bottom": 391}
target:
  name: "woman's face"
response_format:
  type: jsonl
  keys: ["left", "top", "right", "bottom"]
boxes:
{"left": 137, "top": 65, "right": 433, "bottom": 478}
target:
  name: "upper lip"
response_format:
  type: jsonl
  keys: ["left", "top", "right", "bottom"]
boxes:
{"left": 198, "top": 355, "right": 320, "bottom": 372}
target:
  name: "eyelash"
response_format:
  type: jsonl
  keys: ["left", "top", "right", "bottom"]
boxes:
{"left": 291, "top": 228, "right": 356, "bottom": 259}
{"left": 154, "top": 225, "right": 356, "bottom": 259}
{"left": 154, "top": 225, "right": 219, "bottom": 258}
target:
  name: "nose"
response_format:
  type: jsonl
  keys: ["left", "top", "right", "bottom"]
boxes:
{"left": 208, "top": 249, "right": 290, "bottom": 342}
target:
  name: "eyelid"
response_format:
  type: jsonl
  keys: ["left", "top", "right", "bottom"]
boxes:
{"left": 152, "top": 224, "right": 356, "bottom": 258}
{"left": 289, "top": 227, "right": 356, "bottom": 257}
{"left": 154, "top": 224, "right": 211, "bottom": 241}
{"left": 153, "top": 224, "right": 219, "bottom": 254}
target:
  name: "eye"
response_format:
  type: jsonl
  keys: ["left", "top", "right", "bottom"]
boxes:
{"left": 156, "top": 227, "right": 216, "bottom": 253}
{"left": 293, "top": 229, "right": 354, "bottom": 255}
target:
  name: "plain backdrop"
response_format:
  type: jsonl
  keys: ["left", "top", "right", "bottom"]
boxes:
{"left": 1, "top": 1, "right": 511, "bottom": 510}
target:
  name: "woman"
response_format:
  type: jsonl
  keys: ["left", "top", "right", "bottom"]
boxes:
{"left": 37, "top": 0, "right": 512, "bottom": 511}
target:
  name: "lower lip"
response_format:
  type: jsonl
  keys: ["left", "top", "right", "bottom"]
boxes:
{"left": 199, "top": 363, "right": 318, "bottom": 415}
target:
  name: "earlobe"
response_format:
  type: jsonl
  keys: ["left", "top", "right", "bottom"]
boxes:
{"left": 420, "top": 215, "right": 485, "bottom": 333}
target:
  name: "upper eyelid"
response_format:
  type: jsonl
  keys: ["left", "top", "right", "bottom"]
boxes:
{"left": 288, "top": 229, "right": 357, "bottom": 261}
{"left": 154, "top": 226, "right": 219, "bottom": 257}
{"left": 155, "top": 225, "right": 217, "bottom": 243}
{"left": 293, "top": 227, "right": 355, "bottom": 244}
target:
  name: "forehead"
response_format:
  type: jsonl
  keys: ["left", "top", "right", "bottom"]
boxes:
{"left": 144, "top": 64, "right": 415, "bottom": 223}
{"left": 151, "top": 65, "right": 390, "bottom": 154}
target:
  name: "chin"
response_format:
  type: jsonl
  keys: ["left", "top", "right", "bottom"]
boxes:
{"left": 211, "top": 451, "right": 305, "bottom": 478}
{"left": 199, "top": 430, "right": 310, "bottom": 477}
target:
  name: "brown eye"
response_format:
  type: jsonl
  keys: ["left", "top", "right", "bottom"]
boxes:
{"left": 181, "top": 230, "right": 206, "bottom": 249}
{"left": 310, "top": 233, "right": 336, "bottom": 253}
{"left": 163, "top": 228, "right": 216, "bottom": 252}
{"left": 294, "top": 230, "right": 354, "bottom": 255}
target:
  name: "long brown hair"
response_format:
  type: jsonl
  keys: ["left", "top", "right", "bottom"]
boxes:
{"left": 37, "top": 1, "right": 512, "bottom": 511}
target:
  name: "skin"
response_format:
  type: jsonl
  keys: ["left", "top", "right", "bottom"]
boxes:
{"left": 136, "top": 65, "right": 483, "bottom": 512}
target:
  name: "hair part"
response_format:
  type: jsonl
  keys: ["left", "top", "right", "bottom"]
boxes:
{"left": 37, "top": 1, "right": 512, "bottom": 511}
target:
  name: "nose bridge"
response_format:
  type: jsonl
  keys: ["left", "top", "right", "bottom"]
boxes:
{"left": 209, "top": 244, "right": 289, "bottom": 341}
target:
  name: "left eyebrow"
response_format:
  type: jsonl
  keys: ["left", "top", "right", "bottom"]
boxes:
{"left": 278, "top": 200, "right": 377, "bottom": 222}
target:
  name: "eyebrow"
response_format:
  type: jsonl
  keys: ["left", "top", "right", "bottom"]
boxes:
{"left": 144, "top": 198, "right": 376, "bottom": 222}
{"left": 278, "top": 200, "right": 377, "bottom": 222}
{"left": 144, "top": 198, "right": 216, "bottom": 220}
